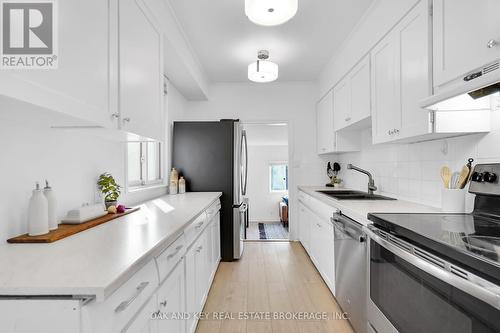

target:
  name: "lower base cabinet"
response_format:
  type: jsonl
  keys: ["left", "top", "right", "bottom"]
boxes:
{"left": 126, "top": 296, "right": 158, "bottom": 333}
{"left": 157, "top": 259, "right": 185, "bottom": 333}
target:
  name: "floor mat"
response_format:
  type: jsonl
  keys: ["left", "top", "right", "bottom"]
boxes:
{"left": 257, "top": 222, "right": 289, "bottom": 240}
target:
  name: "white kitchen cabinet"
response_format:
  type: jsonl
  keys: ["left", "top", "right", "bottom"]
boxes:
{"left": 0, "top": 0, "right": 115, "bottom": 128}
{"left": 119, "top": 0, "right": 164, "bottom": 141}
{"left": 334, "top": 55, "right": 371, "bottom": 131}
{"left": 433, "top": 0, "right": 500, "bottom": 89}
{"left": 317, "top": 90, "right": 361, "bottom": 154}
{"left": 309, "top": 214, "right": 334, "bottom": 293}
{"left": 371, "top": 0, "right": 431, "bottom": 144}
{"left": 156, "top": 259, "right": 185, "bottom": 333}
{"left": 298, "top": 202, "right": 311, "bottom": 254}
{"left": 317, "top": 91, "right": 335, "bottom": 154}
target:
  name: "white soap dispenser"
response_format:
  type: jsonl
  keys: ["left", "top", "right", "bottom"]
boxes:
{"left": 28, "top": 182, "right": 49, "bottom": 236}
{"left": 43, "top": 180, "right": 58, "bottom": 230}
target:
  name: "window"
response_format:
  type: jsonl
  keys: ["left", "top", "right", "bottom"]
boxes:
{"left": 127, "top": 141, "right": 163, "bottom": 188}
{"left": 270, "top": 163, "right": 288, "bottom": 192}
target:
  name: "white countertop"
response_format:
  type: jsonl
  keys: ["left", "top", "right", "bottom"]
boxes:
{"left": 298, "top": 186, "right": 440, "bottom": 226}
{"left": 0, "top": 192, "right": 221, "bottom": 301}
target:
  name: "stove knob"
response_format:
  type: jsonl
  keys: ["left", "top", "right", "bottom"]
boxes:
{"left": 471, "top": 172, "right": 483, "bottom": 182}
{"left": 483, "top": 172, "right": 497, "bottom": 183}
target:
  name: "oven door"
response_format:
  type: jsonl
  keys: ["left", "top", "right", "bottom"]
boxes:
{"left": 365, "top": 225, "right": 500, "bottom": 333}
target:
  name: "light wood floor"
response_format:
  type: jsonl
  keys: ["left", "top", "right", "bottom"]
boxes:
{"left": 196, "top": 241, "right": 355, "bottom": 333}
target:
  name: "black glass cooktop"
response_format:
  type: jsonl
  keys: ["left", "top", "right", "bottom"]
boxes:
{"left": 368, "top": 212, "right": 500, "bottom": 284}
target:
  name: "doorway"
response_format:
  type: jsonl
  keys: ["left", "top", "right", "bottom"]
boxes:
{"left": 242, "top": 122, "right": 289, "bottom": 240}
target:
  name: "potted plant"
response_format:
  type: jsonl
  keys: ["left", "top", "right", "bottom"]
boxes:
{"left": 97, "top": 172, "right": 121, "bottom": 208}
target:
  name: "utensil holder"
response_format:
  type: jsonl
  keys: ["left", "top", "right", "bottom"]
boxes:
{"left": 441, "top": 188, "right": 466, "bottom": 213}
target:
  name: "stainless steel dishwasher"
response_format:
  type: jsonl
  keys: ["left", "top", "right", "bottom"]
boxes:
{"left": 331, "top": 211, "right": 367, "bottom": 333}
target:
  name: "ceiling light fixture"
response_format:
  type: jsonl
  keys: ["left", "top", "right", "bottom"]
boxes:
{"left": 245, "top": 0, "right": 298, "bottom": 26}
{"left": 248, "top": 50, "right": 278, "bottom": 83}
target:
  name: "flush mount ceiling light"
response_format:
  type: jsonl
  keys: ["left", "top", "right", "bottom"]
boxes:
{"left": 248, "top": 50, "right": 279, "bottom": 83}
{"left": 245, "top": 0, "right": 298, "bottom": 26}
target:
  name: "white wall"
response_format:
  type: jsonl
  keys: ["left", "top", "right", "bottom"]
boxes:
{"left": 179, "top": 82, "right": 328, "bottom": 239}
{"left": 0, "top": 83, "right": 186, "bottom": 242}
{"left": 246, "top": 145, "right": 288, "bottom": 222}
{"left": 333, "top": 110, "right": 500, "bottom": 210}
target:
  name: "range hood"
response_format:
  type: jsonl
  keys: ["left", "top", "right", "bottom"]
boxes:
{"left": 421, "top": 60, "right": 500, "bottom": 111}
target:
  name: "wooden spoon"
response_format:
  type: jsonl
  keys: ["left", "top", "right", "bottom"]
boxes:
{"left": 441, "top": 166, "right": 451, "bottom": 189}
{"left": 458, "top": 165, "right": 471, "bottom": 189}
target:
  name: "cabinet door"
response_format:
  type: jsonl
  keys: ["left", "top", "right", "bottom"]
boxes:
{"left": 310, "top": 215, "right": 322, "bottom": 267}
{"left": 298, "top": 203, "right": 311, "bottom": 253}
{"left": 371, "top": 29, "right": 401, "bottom": 144}
{"left": 157, "top": 260, "right": 185, "bottom": 333}
{"left": 349, "top": 55, "right": 371, "bottom": 124}
{"left": 212, "top": 213, "right": 221, "bottom": 269}
{"left": 333, "top": 78, "right": 351, "bottom": 131}
{"left": 0, "top": 0, "right": 113, "bottom": 127}
{"left": 316, "top": 91, "right": 335, "bottom": 154}
{"left": 433, "top": 0, "right": 500, "bottom": 88}
{"left": 119, "top": 0, "right": 164, "bottom": 141}
{"left": 185, "top": 246, "right": 197, "bottom": 333}
{"left": 399, "top": 0, "right": 432, "bottom": 139}
{"left": 318, "top": 220, "right": 335, "bottom": 294}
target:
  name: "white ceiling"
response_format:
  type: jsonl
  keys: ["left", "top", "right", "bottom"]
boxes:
{"left": 243, "top": 123, "right": 288, "bottom": 146}
{"left": 168, "top": 0, "right": 374, "bottom": 82}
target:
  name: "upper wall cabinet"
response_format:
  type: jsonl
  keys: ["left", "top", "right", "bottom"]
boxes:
{"left": 119, "top": 0, "right": 164, "bottom": 141}
{"left": 433, "top": 0, "right": 500, "bottom": 89}
{"left": 0, "top": 0, "right": 114, "bottom": 128}
{"left": 316, "top": 91, "right": 361, "bottom": 155}
{"left": 371, "top": 0, "right": 432, "bottom": 144}
{"left": 333, "top": 55, "right": 371, "bottom": 132}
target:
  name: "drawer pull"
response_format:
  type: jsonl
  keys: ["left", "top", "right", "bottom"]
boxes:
{"left": 166, "top": 245, "right": 184, "bottom": 259}
{"left": 196, "top": 245, "right": 203, "bottom": 253}
{"left": 195, "top": 222, "right": 204, "bottom": 229}
{"left": 114, "top": 281, "right": 149, "bottom": 313}
{"left": 160, "top": 300, "right": 168, "bottom": 307}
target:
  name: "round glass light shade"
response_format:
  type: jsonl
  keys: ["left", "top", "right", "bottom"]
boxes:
{"left": 248, "top": 60, "right": 279, "bottom": 83}
{"left": 245, "top": 0, "right": 298, "bottom": 26}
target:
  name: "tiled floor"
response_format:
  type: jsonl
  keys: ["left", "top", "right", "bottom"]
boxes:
{"left": 196, "top": 241, "right": 354, "bottom": 333}
{"left": 246, "top": 222, "right": 289, "bottom": 240}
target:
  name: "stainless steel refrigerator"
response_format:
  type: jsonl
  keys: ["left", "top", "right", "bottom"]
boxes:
{"left": 172, "top": 120, "right": 248, "bottom": 261}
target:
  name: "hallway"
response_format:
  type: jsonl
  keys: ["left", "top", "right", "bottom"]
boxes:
{"left": 196, "top": 242, "right": 354, "bottom": 333}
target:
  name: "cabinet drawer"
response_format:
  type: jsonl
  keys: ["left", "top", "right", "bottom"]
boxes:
{"left": 156, "top": 234, "right": 186, "bottom": 283}
{"left": 184, "top": 213, "right": 207, "bottom": 246}
{"left": 98, "top": 260, "right": 159, "bottom": 333}
{"left": 205, "top": 200, "right": 221, "bottom": 222}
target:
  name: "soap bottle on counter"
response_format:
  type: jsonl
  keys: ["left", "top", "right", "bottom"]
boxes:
{"left": 43, "top": 180, "right": 58, "bottom": 230}
{"left": 28, "top": 182, "right": 49, "bottom": 236}
{"left": 178, "top": 177, "right": 186, "bottom": 194}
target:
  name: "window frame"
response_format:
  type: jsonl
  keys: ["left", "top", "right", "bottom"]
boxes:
{"left": 126, "top": 141, "right": 164, "bottom": 190}
{"left": 269, "top": 162, "right": 289, "bottom": 193}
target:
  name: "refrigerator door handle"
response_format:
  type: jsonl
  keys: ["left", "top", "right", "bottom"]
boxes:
{"left": 240, "top": 130, "right": 248, "bottom": 196}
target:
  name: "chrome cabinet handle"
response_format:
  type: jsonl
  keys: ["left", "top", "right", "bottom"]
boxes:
{"left": 114, "top": 281, "right": 149, "bottom": 313}
{"left": 195, "top": 221, "right": 204, "bottom": 229}
{"left": 487, "top": 39, "right": 497, "bottom": 48}
{"left": 111, "top": 113, "right": 120, "bottom": 119}
{"left": 160, "top": 300, "right": 168, "bottom": 307}
{"left": 122, "top": 117, "right": 131, "bottom": 123}
{"left": 345, "top": 117, "right": 351, "bottom": 122}
{"left": 166, "top": 245, "right": 183, "bottom": 259}
{"left": 196, "top": 245, "right": 203, "bottom": 252}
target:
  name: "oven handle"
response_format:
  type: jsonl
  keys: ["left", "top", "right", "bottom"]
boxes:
{"left": 365, "top": 225, "right": 500, "bottom": 311}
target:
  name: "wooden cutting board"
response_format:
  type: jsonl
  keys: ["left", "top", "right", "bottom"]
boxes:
{"left": 7, "top": 207, "right": 140, "bottom": 244}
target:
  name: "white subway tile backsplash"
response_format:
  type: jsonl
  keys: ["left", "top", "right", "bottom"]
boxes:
{"left": 336, "top": 121, "right": 500, "bottom": 209}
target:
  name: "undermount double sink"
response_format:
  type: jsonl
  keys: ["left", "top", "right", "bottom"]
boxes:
{"left": 317, "top": 190, "right": 396, "bottom": 201}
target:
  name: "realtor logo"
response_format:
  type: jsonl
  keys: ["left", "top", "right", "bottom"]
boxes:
{"left": 1, "top": 0, "right": 58, "bottom": 69}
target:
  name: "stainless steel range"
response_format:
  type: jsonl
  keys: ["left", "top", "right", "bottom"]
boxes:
{"left": 365, "top": 163, "right": 500, "bottom": 333}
